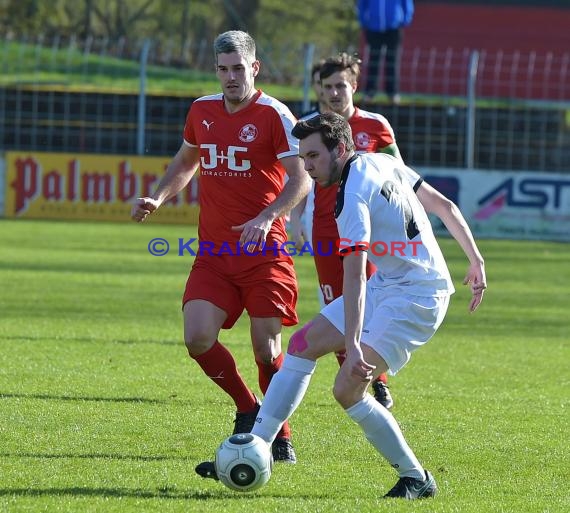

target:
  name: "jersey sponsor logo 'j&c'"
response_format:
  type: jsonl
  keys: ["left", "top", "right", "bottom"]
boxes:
{"left": 475, "top": 177, "right": 570, "bottom": 219}
{"left": 200, "top": 144, "right": 251, "bottom": 172}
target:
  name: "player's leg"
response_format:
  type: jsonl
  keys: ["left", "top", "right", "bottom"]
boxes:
{"left": 245, "top": 258, "right": 299, "bottom": 462}
{"left": 314, "top": 245, "right": 393, "bottom": 408}
{"left": 184, "top": 300, "right": 258, "bottom": 413}
{"left": 339, "top": 343, "right": 436, "bottom": 499}
{"left": 249, "top": 315, "right": 296, "bottom": 463}
{"left": 364, "top": 259, "right": 393, "bottom": 409}
{"left": 338, "top": 289, "right": 449, "bottom": 499}
{"left": 335, "top": 344, "right": 425, "bottom": 476}
{"left": 196, "top": 313, "right": 341, "bottom": 482}
{"left": 251, "top": 313, "right": 345, "bottom": 444}
{"left": 183, "top": 258, "right": 259, "bottom": 417}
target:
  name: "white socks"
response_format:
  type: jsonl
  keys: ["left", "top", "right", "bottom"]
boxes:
{"left": 346, "top": 395, "right": 424, "bottom": 480}
{"left": 251, "top": 353, "right": 425, "bottom": 481}
{"left": 251, "top": 354, "right": 316, "bottom": 444}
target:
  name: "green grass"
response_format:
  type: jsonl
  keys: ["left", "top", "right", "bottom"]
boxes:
{"left": 0, "top": 39, "right": 300, "bottom": 100}
{"left": 0, "top": 219, "right": 568, "bottom": 513}
{"left": 0, "top": 40, "right": 278, "bottom": 98}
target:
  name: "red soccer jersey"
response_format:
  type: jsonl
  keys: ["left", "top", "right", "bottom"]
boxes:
{"left": 184, "top": 90, "right": 298, "bottom": 251}
{"left": 312, "top": 108, "right": 396, "bottom": 240}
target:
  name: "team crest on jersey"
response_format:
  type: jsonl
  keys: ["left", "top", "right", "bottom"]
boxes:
{"left": 354, "top": 132, "right": 371, "bottom": 149}
{"left": 239, "top": 124, "right": 258, "bottom": 143}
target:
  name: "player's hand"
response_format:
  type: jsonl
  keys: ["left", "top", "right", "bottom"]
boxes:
{"left": 345, "top": 347, "right": 376, "bottom": 382}
{"left": 131, "top": 197, "right": 160, "bottom": 223}
{"left": 463, "top": 261, "right": 487, "bottom": 312}
{"left": 231, "top": 215, "right": 273, "bottom": 248}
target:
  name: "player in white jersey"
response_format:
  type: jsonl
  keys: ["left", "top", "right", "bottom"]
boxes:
{"left": 250, "top": 112, "right": 487, "bottom": 499}
{"left": 290, "top": 53, "right": 398, "bottom": 408}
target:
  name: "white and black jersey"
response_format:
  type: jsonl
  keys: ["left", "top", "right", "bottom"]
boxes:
{"left": 335, "top": 153, "right": 454, "bottom": 297}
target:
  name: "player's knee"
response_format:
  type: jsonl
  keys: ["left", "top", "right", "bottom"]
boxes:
{"left": 251, "top": 335, "right": 281, "bottom": 364}
{"left": 332, "top": 379, "right": 348, "bottom": 406}
{"left": 184, "top": 331, "right": 215, "bottom": 357}
{"left": 332, "top": 374, "right": 361, "bottom": 409}
{"left": 287, "top": 321, "right": 313, "bottom": 356}
{"left": 253, "top": 347, "right": 277, "bottom": 365}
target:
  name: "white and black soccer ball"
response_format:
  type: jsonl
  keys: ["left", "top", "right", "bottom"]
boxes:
{"left": 215, "top": 433, "right": 273, "bottom": 492}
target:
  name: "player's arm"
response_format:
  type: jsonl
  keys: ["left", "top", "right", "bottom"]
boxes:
{"left": 269, "top": 155, "right": 312, "bottom": 220}
{"left": 131, "top": 143, "right": 200, "bottom": 222}
{"left": 342, "top": 249, "right": 375, "bottom": 379}
{"left": 233, "top": 155, "right": 312, "bottom": 246}
{"left": 416, "top": 181, "right": 487, "bottom": 312}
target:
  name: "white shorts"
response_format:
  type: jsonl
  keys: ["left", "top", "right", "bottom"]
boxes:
{"left": 320, "top": 282, "right": 451, "bottom": 375}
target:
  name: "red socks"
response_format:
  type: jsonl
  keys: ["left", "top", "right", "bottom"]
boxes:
{"left": 192, "top": 341, "right": 257, "bottom": 412}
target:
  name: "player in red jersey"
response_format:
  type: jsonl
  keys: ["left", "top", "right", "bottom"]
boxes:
{"left": 131, "top": 30, "right": 311, "bottom": 472}
{"left": 291, "top": 53, "right": 401, "bottom": 409}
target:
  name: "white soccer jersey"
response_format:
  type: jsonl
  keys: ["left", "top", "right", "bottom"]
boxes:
{"left": 335, "top": 153, "right": 455, "bottom": 297}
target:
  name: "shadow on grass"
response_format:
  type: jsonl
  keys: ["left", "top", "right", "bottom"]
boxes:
{"left": 1, "top": 334, "right": 179, "bottom": 346}
{"left": 0, "top": 392, "right": 165, "bottom": 403}
{"left": 0, "top": 452, "right": 191, "bottom": 461}
{"left": 0, "top": 486, "right": 319, "bottom": 500}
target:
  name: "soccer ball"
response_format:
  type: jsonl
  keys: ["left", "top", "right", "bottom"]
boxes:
{"left": 215, "top": 433, "right": 273, "bottom": 492}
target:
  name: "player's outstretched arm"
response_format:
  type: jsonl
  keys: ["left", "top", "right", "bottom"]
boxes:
{"left": 131, "top": 144, "right": 200, "bottom": 223}
{"left": 416, "top": 181, "right": 487, "bottom": 312}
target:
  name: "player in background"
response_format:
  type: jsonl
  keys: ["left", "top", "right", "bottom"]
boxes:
{"left": 290, "top": 53, "right": 398, "bottom": 409}
{"left": 290, "top": 59, "right": 328, "bottom": 282}
{"left": 251, "top": 112, "right": 487, "bottom": 499}
{"left": 131, "top": 30, "right": 311, "bottom": 471}
{"left": 300, "top": 59, "right": 328, "bottom": 119}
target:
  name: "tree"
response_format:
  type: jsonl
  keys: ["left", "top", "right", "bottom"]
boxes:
{"left": 221, "top": 0, "right": 260, "bottom": 34}
{"left": 91, "top": 0, "right": 155, "bottom": 39}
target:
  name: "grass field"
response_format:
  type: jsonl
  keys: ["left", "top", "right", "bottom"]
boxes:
{"left": 0, "top": 219, "right": 568, "bottom": 513}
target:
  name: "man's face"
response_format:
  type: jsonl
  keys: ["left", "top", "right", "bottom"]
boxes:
{"left": 298, "top": 132, "right": 340, "bottom": 188}
{"left": 321, "top": 70, "right": 356, "bottom": 116}
{"left": 216, "top": 52, "right": 259, "bottom": 105}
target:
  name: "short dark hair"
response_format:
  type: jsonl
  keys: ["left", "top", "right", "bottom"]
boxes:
{"left": 320, "top": 52, "right": 362, "bottom": 83}
{"left": 292, "top": 112, "right": 355, "bottom": 152}
{"left": 311, "top": 59, "right": 325, "bottom": 84}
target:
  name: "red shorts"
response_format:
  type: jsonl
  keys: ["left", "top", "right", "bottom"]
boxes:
{"left": 312, "top": 237, "right": 376, "bottom": 304}
{"left": 183, "top": 253, "right": 299, "bottom": 329}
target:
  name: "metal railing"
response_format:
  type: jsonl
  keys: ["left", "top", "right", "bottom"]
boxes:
{"left": 1, "top": 34, "right": 569, "bottom": 172}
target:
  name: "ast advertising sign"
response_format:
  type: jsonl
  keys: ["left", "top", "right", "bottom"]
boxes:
{"left": 4, "top": 151, "right": 200, "bottom": 224}
{"left": 423, "top": 168, "right": 570, "bottom": 242}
